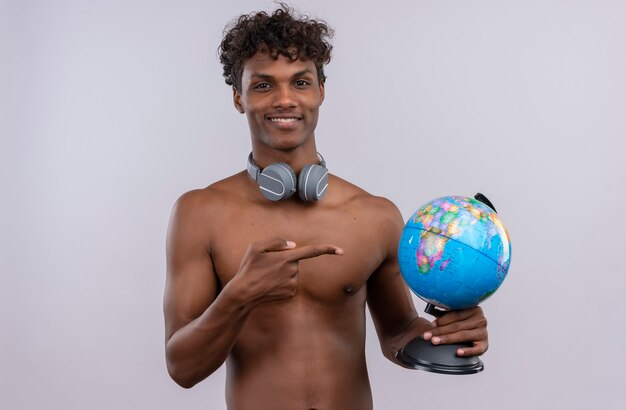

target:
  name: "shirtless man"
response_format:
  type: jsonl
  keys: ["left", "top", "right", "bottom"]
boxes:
{"left": 164, "top": 5, "right": 489, "bottom": 409}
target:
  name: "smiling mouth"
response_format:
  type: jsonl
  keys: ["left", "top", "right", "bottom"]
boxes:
{"left": 267, "top": 117, "right": 302, "bottom": 123}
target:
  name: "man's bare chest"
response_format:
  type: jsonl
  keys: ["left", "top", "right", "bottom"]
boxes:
{"left": 208, "top": 203, "right": 385, "bottom": 302}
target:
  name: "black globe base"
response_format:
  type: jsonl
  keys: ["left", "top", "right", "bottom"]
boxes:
{"left": 396, "top": 337, "right": 484, "bottom": 375}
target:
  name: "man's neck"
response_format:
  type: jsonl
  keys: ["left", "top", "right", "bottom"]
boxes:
{"left": 251, "top": 142, "right": 320, "bottom": 174}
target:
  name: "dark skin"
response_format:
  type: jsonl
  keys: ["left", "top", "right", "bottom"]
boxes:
{"left": 164, "top": 52, "right": 489, "bottom": 409}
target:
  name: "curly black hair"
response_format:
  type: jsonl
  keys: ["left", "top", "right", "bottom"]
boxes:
{"left": 219, "top": 3, "right": 333, "bottom": 91}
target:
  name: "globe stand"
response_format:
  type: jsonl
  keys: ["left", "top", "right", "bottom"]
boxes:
{"left": 396, "top": 303, "right": 484, "bottom": 375}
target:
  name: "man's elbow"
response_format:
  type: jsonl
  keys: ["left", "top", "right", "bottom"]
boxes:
{"left": 165, "top": 339, "right": 223, "bottom": 388}
{"left": 166, "top": 361, "right": 200, "bottom": 389}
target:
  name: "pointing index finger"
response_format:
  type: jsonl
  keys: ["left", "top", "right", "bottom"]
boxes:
{"left": 286, "top": 244, "right": 344, "bottom": 261}
{"left": 255, "top": 238, "right": 296, "bottom": 253}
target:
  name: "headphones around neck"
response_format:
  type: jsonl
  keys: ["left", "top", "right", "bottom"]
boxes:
{"left": 246, "top": 152, "right": 329, "bottom": 202}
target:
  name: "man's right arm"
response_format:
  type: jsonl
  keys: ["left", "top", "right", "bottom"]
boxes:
{"left": 163, "top": 190, "right": 343, "bottom": 388}
{"left": 163, "top": 190, "right": 251, "bottom": 388}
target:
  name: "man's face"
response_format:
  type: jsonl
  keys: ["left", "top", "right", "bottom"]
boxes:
{"left": 234, "top": 52, "right": 325, "bottom": 152}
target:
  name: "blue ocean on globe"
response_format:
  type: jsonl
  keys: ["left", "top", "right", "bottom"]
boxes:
{"left": 398, "top": 196, "right": 511, "bottom": 310}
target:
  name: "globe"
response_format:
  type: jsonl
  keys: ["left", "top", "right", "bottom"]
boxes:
{"left": 398, "top": 195, "right": 511, "bottom": 311}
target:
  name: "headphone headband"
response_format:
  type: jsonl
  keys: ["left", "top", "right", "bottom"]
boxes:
{"left": 246, "top": 153, "right": 326, "bottom": 182}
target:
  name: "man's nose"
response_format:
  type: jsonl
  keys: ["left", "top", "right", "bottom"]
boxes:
{"left": 272, "top": 85, "right": 297, "bottom": 109}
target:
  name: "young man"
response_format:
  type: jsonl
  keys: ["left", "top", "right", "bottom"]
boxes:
{"left": 164, "top": 5, "right": 488, "bottom": 409}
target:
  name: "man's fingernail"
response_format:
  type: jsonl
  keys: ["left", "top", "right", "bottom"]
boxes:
{"left": 422, "top": 332, "right": 432, "bottom": 340}
{"left": 286, "top": 241, "right": 296, "bottom": 248}
{"left": 335, "top": 248, "right": 344, "bottom": 255}
{"left": 432, "top": 337, "right": 441, "bottom": 344}
{"left": 458, "top": 349, "right": 465, "bottom": 356}
{"left": 431, "top": 321, "right": 437, "bottom": 328}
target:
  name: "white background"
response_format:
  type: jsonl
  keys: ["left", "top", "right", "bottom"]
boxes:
{"left": 2, "top": 1, "right": 625, "bottom": 409}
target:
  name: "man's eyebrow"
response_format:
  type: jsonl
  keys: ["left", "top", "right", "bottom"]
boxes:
{"left": 250, "top": 73, "right": 274, "bottom": 80}
{"left": 291, "top": 69, "right": 315, "bottom": 78}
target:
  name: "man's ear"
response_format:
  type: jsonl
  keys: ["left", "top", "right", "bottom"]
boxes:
{"left": 233, "top": 88, "right": 245, "bottom": 113}
{"left": 319, "top": 81, "right": 325, "bottom": 106}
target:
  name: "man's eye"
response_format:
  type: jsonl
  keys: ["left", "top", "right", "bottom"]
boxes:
{"left": 294, "top": 80, "right": 310, "bottom": 87}
{"left": 254, "top": 83, "right": 271, "bottom": 89}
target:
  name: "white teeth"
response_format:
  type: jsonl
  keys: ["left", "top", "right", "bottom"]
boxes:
{"left": 270, "top": 117, "right": 298, "bottom": 123}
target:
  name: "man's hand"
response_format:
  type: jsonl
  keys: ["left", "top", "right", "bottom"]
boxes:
{"left": 421, "top": 306, "right": 489, "bottom": 357}
{"left": 233, "top": 238, "right": 344, "bottom": 306}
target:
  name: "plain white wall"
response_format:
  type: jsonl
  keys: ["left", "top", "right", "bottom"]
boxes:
{"left": 2, "top": 1, "right": 625, "bottom": 409}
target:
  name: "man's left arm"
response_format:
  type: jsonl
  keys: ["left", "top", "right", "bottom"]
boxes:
{"left": 366, "top": 199, "right": 489, "bottom": 366}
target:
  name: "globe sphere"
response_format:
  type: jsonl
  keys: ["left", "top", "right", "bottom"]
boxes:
{"left": 398, "top": 196, "right": 511, "bottom": 310}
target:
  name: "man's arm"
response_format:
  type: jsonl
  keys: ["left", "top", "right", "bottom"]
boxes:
{"left": 163, "top": 190, "right": 252, "bottom": 388}
{"left": 164, "top": 190, "right": 344, "bottom": 388}
{"left": 366, "top": 199, "right": 489, "bottom": 366}
{"left": 366, "top": 199, "right": 432, "bottom": 365}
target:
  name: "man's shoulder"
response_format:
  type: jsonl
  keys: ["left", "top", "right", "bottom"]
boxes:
{"left": 330, "top": 175, "right": 403, "bottom": 224}
{"left": 171, "top": 172, "right": 249, "bottom": 217}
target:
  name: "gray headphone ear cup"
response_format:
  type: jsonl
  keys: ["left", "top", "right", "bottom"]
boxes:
{"left": 298, "top": 164, "right": 329, "bottom": 201}
{"left": 258, "top": 162, "right": 297, "bottom": 201}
